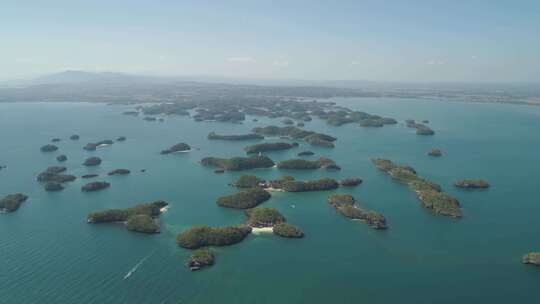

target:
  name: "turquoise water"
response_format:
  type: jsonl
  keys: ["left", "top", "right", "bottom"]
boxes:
{"left": 1, "top": 98, "right": 539, "bottom": 303}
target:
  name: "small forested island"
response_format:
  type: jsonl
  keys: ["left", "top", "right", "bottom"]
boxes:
{"left": 201, "top": 155, "right": 275, "bottom": 171}
{"left": 188, "top": 248, "right": 215, "bottom": 271}
{"left": 327, "top": 194, "right": 387, "bottom": 229}
{"left": 252, "top": 125, "right": 336, "bottom": 148}
{"left": 83, "top": 157, "right": 102, "bottom": 166}
{"left": 244, "top": 142, "right": 294, "bottom": 154}
{"left": 428, "top": 149, "right": 442, "bottom": 157}
{"left": 340, "top": 177, "right": 363, "bottom": 187}
{"left": 522, "top": 252, "right": 540, "bottom": 266}
{"left": 143, "top": 116, "right": 157, "bottom": 121}
{"left": 83, "top": 140, "right": 114, "bottom": 151}
{"left": 406, "top": 120, "right": 435, "bottom": 135}
{"left": 454, "top": 179, "right": 490, "bottom": 189}
{"left": 108, "top": 169, "right": 130, "bottom": 176}
{"left": 208, "top": 132, "right": 264, "bottom": 141}
{"left": 51, "top": 138, "right": 61, "bottom": 142}
{"left": 40, "top": 144, "right": 58, "bottom": 152}
{"left": 372, "top": 158, "right": 461, "bottom": 217}
{"left": 116, "top": 136, "right": 126, "bottom": 142}
{"left": 44, "top": 182, "right": 64, "bottom": 192}
{"left": 273, "top": 223, "right": 304, "bottom": 238}
{"left": 69, "top": 134, "right": 80, "bottom": 140}
{"left": 87, "top": 201, "right": 168, "bottom": 234}
{"left": 231, "top": 175, "right": 339, "bottom": 192}
{"left": 217, "top": 188, "right": 271, "bottom": 209}
{"left": 297, "top": 150, "right": 314, "bottom": 156}
{"left": 123, "top": 111, "right": 139, "bottom": 116}
{"left": 81, "top": 181, "right": 110, "bottom": 192}
{"left": 277, "top": 157, "right": 340, "bottom": 170}
{"left": 37, "top": 166, "right": 76, "bottom": 183}
{"left": 160, "top": 143, "right": 191, "bottom": 154}
{"left": 176, "top": 225, "right": 252, "bottom": 249}
{"left": 0, "top": 193, "right": 28, "bottom": 213}
{"left": 245, "top": 207, "right": 286, "bottom": 227}
{"left": 81, "top": 174, "right": 99, "bottom": 179}
{"left": 56, "top": 154, "right": 67, "bottom": 162}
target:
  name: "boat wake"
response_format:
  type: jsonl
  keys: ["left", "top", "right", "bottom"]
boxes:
{"left": 123, "top": 251, "right": 154, "bottom": 280}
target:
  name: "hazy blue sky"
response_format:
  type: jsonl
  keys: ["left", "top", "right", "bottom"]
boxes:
{"left": 1, "top": 0, "right": 539, "bottom": 82}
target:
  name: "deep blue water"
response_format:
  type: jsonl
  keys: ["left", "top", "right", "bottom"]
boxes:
{"left": 1, "top": 98, "right": 539, "bottom": 303}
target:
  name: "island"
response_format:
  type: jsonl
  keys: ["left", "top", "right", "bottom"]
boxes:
{"left": 81, "top": 174, "right": 99, "bottom": 179}
{"left": 244, "top": 142, "right": 294, "bottom": 154}
{"left": 40, "top": 144, "right": 58, "bottom": 152}
{"left": 81, "top": 181, "right": 110, "bottom": 192}
{"left": 327, "top": 194, "right": 387, "bottom": 229}
{"left": 252, "top": 125, "right": 336, "bottom": 148}
{"left": 0, "top": 193, "right": 28, "bottom": 213}
{"left": 201, "top": 155, "right": 275, "bottom": 171}
{"left": 83, "top": 157, "right": 102, "bottom": 166}
{"left": 232, "top": 175, "right": 340, "bottom": 192}
{"left": 87, "top": 201, "right": 168, "bottom": 234}
{"left": 160, "top": 143, "right": 191, "bottom": 154}
{"left": 188, "top": 248, "right": 215, "bottom": 271}
{"left": 176, "top": 225, "right": 252, "bottom": 249}
{"left": 273, "top": 223, "right": 304, "bottom": 238}
{"left": 522, "top": 252, "right": 540, "bottom": 266}
{"left": 108, "top": 169, "right": 131, "bottom": 176}
{"left": 277, "top": 157, "right": 340, "bottom": 170}
{"left": 217, "top": 188, "right": 271, "bottom": 209}
{"left": 245, "top": 207, "right": 286, "bottom": 227}
{"left": 37, "top": 166, "right": 76, "bottom": 183}
{"left": 56, "top": 154, "right": 67, "bottom": 162}
{"left": 83, "top": 140, "right": 114, "bottom": 151}
{"left": 116, "top": 136, "right": 126, "bottom": 142}
{"left": 340, "top": 177, "right": 363, "bottom": 187}
{"left": 44, "top": 182, "right": 64, "bottom": 192}
{"left": 70, "top": 134, "right": 80, "bottom": 140}
{"left": 232, "top": 175, "right": 264, "bottom": 188}
{"left": 51, "top": 138, "right": 61, "bottom": 142}
{"left": 454, "top": 179, "right": 490, "bottom": 189}
{"left": 297, "top": 151, "right": 314, "bottom": 156}
{"left": 208, "top": 132, "right": 264, "bottom": 141}
{"left": 428, "top": 149, "right": 442, "bottom": 157}
{"left": 371, "top": 158, "right": 461, "bottom": 218}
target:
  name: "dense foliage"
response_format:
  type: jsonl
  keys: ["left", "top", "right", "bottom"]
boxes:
{"left": 245, "top": 208, "right": 286, "bottom": 227}
{"left": 244, "top": 142, "right": 294, "bottom": 154}
{"left": 160, "top": 143, "right": 191, "bottom": 154}
{"left": 176, "top": 225, "right": 252, "bottom": 249}
{"left": 126, "top": 214, "right": 160, "bottom": 233}
{"left": 232, "top": 175, "right": 263, "bottom": 188}
{"left": 201, "top": 155, "right": 275, "bottom": 171}
{"left": 208, "top": 132, "right": 264, "bottom": 140}
{"left": 217, "top": 188, "right": 271, "bottom": 209}
{"left": 0, "top": 193, "right": 29, "bottom": 212}
{"left": 273, "top": 223, "right": 304, "bottom": 238}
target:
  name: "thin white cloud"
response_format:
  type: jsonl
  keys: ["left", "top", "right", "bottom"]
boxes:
{"left": 272, "top": 60, "right": 289, "bottom": 67}
{"left": 227, "top": 56, "right": 256, "bottom": 63}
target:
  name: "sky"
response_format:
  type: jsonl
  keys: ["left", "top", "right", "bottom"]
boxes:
{"left": 1, "top": 0, "right": 540, "bottom": 82}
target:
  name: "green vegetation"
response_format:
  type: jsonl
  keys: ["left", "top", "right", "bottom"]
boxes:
{"left": 88, "top": 201, "right": 167, "bottom": 234}
{"left": 277, "top": 157, "right": 339, "bottom": 170}
{"left": 81, "top": 181, "right": 110, "bottom": 192}
{"left": 83, "top": 140, "right": 114, "bottom": 151}
{"left": 83, "top": 156, "right": 102, "bottom": 166}
{"left": 428, "top": 149, "right": 442, "bottom": 157}
{"left": 44, "top": 182, "right": 64, "bottom": 192}
{"left": 340, "top": 178, "right": 362, "bottom": 187}
{"left": 188, "top": 248, "right": 215, "bottom": 271}
{"left": 40, "top": 144, "right": 58, "bottom": 152}
{"left": 522, "top": 252, "right": 540, "bottom": 266}
{"left": 208, "top": 132, "right": 264, "bottom": 140}
{"left": 245, "top": 207, "right": 286, "bottom": 227}
{"left": 201, "top": 155, "right": 275, "bottom": 171}
{"left": 372, "top": 158, "right": 461, "bottom": 218}
{"left": 37, "top": 166, "right": 76, "bottom": 183}
{"left": 244, "top": 142, "right": 294, "bottom": 154}
{"left": 304, "top": 134, "right": 335, "bottom": 148}
{"left": 280, "top": 178, "right": 339, "bottom": 192}
{"left": 108, "top": 169, "right": 131, "bottom": 176}
{"left": 327, "top": 194, "right": 387, "bottom": 229}
{"left": 232, "top": 175, "right": 263, "bottom": 188}
{"left": 160, "top": 143, "right": 191, "bottom": 154}
{"left": 56, "top": 155, "right": 67, "bottom": 162}
{"left": 176, "top": 225, "right": 252, "bottom": 249}
{"left": 252, "top": 125, "right": 336, "bottom": 148}
{"left": 0, "top": 193, "right": 28, "bottom": 213}
{"left": 454, "top": 179, "right": 490, "bottom": 189}
{"left": 217, "top": 188, "right": 271, "bottom": 209}
{"left": 273, "top": 223, "right": 304, "bottom": 238}
{"left": 297, "top": 151, "right": 314, "bottom": 156}
{"left": 126, "top": 215, "right": 160, "bottom": 233}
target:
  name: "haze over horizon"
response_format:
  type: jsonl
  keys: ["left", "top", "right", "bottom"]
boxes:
{"left": 2, "top": 0, "right": 540, "bottom": 83}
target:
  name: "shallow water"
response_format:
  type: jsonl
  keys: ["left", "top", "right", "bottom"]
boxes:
{"left": 1, "top": 98, "right": 539, "bottom": 303}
